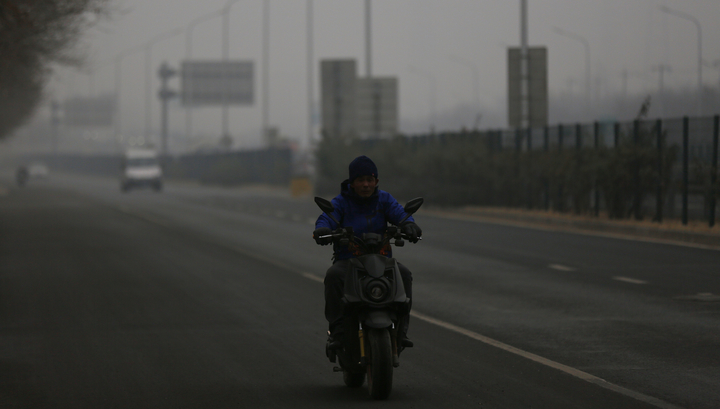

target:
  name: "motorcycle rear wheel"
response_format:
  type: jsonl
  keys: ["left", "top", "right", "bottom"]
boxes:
{"left": 366, "top": 328, "right": 393, "bottom": 400}
{"left": 343, "top": 370, "right": 365, "bottom": 387}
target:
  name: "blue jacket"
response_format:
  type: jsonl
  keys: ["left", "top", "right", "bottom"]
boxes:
{"left": 315, "top": 180, "right": 415, "bottom": 261}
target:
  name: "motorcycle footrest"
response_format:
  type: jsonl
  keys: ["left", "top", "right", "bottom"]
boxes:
{"left": 333, "top": 366, "right": 343, "bottom": 372}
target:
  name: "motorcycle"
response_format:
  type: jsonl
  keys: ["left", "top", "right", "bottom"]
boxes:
{"left": 313, "top": 196, "right": 423, "bottom": 400}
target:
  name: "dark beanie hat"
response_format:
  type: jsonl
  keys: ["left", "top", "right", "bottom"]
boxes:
{"left": 349, "top": 155, "right": 378, "bottom": 182}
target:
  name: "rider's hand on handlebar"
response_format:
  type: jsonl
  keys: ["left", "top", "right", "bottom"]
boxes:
{"left": 313, "top": 227, "right": 333, "bottom": 245}
{"left": 401, "top": 221, "right": 422, "bottom": 243}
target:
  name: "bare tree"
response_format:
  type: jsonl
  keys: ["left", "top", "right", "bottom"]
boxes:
{"left": 0, "top": 0, "right": 108, "bottom": 140}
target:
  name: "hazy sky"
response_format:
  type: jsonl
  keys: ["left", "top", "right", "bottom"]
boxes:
{"left": 45, "top": 0, "right": 720, "bottom": 151}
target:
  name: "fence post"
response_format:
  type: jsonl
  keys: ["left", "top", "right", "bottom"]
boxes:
{"left": 558, "top": 123, "right": 564, "bottom": 151}
{"left": 576, "top": 123, "right": 582, "bottom": 150}
{"left": 557, "top": 124, "right": 564, "bottom": 212}
{"left": 594, "top": 121, "right": 600, "bottom": 217}
{"left": 544, "top": 126, "right": 550, "bottom": 210}
{"left": 614, "top": 122, "right": 620, "bottom": 148}
{"left": 655, "top": 119, "right": 663, "bottom": 223}
{"left": 710, "top": 115, "right": 719, "bottom": 228}
{"left": 682, "top": 116, "right": 689, "bottom": 225}
{"left": 527, "top": 127, "right": 533, "bottom": 209}
{"left": 633, "top": 120, "right": 642, "bottom": 220}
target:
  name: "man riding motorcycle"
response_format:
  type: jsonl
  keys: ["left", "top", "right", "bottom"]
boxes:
{"left": 313, "top": 155, "right": 422, "bottom": 350}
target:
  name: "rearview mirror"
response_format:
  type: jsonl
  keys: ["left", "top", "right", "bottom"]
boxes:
{"left": 403, "top": 197, "right": 424, "bottom": 215}
{"left": 314, "top": 197, "right": 335, "bottom": 215}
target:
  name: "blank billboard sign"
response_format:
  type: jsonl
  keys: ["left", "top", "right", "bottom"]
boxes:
{"left": 181, "top": 60, "right": 254, "bottom": 107}
{"left": 356, "top": 77, "right": 398, "bottom": 138}
{"left": 508, "top": 47, "right": 548, "bottom": 129}
{"left": 63, "top": 95, "right": 116, "bottom": 127}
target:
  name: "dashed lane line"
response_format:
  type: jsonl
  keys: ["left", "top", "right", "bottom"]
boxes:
{"left": 229, "top": 246, "right": 681, "bottom": 409}
{"left": 549, "top": 264, "right": 576, "bottom": 272}
{"left": 613, "top": 276, "right": 649, "bottom": 285}
{"left": 113, "top": 205, "right": 681, "bottom": 409}
{"left": 114, "top": 206, "right": 173, "bottom": 228}
{"left": 302, "top": 272, "right": 324, "bottom": 283}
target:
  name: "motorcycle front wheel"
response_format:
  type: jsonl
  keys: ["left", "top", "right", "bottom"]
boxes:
{"left": 366, "top": 328, "right": 393, "bottom": 400}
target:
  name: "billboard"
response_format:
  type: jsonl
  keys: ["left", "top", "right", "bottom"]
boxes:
{"left": 508, "top": 47, "right": 548, "bottom": 128}
{"left": 181, "top": 60, "right": 254, "bottom": 107}
{"left": 320, "top": 59, "right": 357, "bottom": 138}
{"left": 356, "top": 77, "right": 398, "bottom": 138}
{"left": 63, "top": 95, "right": 116, "bottom": 127}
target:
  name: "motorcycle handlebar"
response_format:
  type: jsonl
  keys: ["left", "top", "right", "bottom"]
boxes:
{"left": 317, "top": 233, "right": 422, "bottom": 241}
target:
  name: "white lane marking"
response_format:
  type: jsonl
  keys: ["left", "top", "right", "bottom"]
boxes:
{"left": 302, "top": 272, "right": 324, "bottom": 283}
{"left": 140, "top": 222, "right": 677, "bottom": 409}
{"left": 409, "top": 311, "right": 682, "bottom": 409}
{"left": 613, "top": 276, "right": 648, "bottom": 285}
{"left": 549, "top": 264, "right": 576, "bottom": 272}
{"left": 115, "top": 206, "right": 172, "bottom": 228}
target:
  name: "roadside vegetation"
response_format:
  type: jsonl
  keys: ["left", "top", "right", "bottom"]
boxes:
{"left": 0, "top": 0, "right": 109, "bottom": 140}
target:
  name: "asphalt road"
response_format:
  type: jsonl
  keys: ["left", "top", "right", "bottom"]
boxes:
{"left": 0, "top": 172, "right": 718, "bottom": 408}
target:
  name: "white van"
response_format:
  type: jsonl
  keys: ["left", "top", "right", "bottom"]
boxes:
{"left": 120, "top": 148, "right": 163, "bottom": 192}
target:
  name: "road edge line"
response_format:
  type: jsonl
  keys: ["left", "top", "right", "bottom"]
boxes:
{"left": 424, "top": 210, "right": 720, "bottom": 252}
{"left": 410, "top": 310, "right": 683, "bottom": 409}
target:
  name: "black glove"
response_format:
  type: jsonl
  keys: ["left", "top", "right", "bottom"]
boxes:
{"left": 313, "top": 227, "right": 333, "bottom": 245}
{"left": 401, "top": 221, "right": 422, "bottom": 243}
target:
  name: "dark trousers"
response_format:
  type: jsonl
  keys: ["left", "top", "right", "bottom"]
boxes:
{"left": 324, "top": 259, "right": 413, "bottom": 337}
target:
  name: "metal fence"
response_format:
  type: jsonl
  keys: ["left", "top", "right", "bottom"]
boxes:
{"left": 338, "top": 115, "right": 719, "bottom": 227}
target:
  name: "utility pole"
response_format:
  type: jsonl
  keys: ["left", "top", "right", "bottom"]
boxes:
{"left": 262, "top": 0, "right": 270, "bottom": 143}
{"left": 520, "top": 0, "right": 529, "bottom": 129}
{"left": 307, "top": 0, "right": 314, "bottom": 149}
{"left": 365, "top": 0, "right": 372, "bottom": 78}
{"left": 158, "top": 62, "right": 178, "bottom": 157}
{"left": 659, "top": 5, "right": 702, "bottom": 117}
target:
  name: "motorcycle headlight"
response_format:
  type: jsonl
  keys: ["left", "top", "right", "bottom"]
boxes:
{"left": 366, "top": 280, "right": 388, "bottom": 302}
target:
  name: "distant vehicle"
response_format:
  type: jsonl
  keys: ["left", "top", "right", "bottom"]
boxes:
{"left": 27, "top": 162, "right": 49, "bottom": 179}
{"left": 120, "top": 148, "right": 163, "bottom": 192}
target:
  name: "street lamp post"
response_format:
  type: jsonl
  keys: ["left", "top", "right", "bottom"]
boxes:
{"left": 365, "top": 0, "right": 371, "bottom": 78}
{"left": 144, "top": 28, "right": 183, "bottom": 146}
{"left": 113, "top": 45, "right": 145, "bottom": 150}
{"left": 307, "top": 0, "right": 314, "bottom": 149}
{"left": 185, "top": 10, "right": 224, "bottom": 142}
{"left": 659, "top": 5, "right": 703, "bottom": 117}
{"left": 553, "top": 26, "right": 591, "bottom": 120}
{"left": 520, "top": 0, "right": 528, "bottom": 129}
{"left": 221, "top": 0, "right": 242, "bottom": 143}
{"left": 262, "top": 0, "right": 270, "bottom": 145}
{"left": 408, "top": 66, "right": 437, "bottom": 134}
